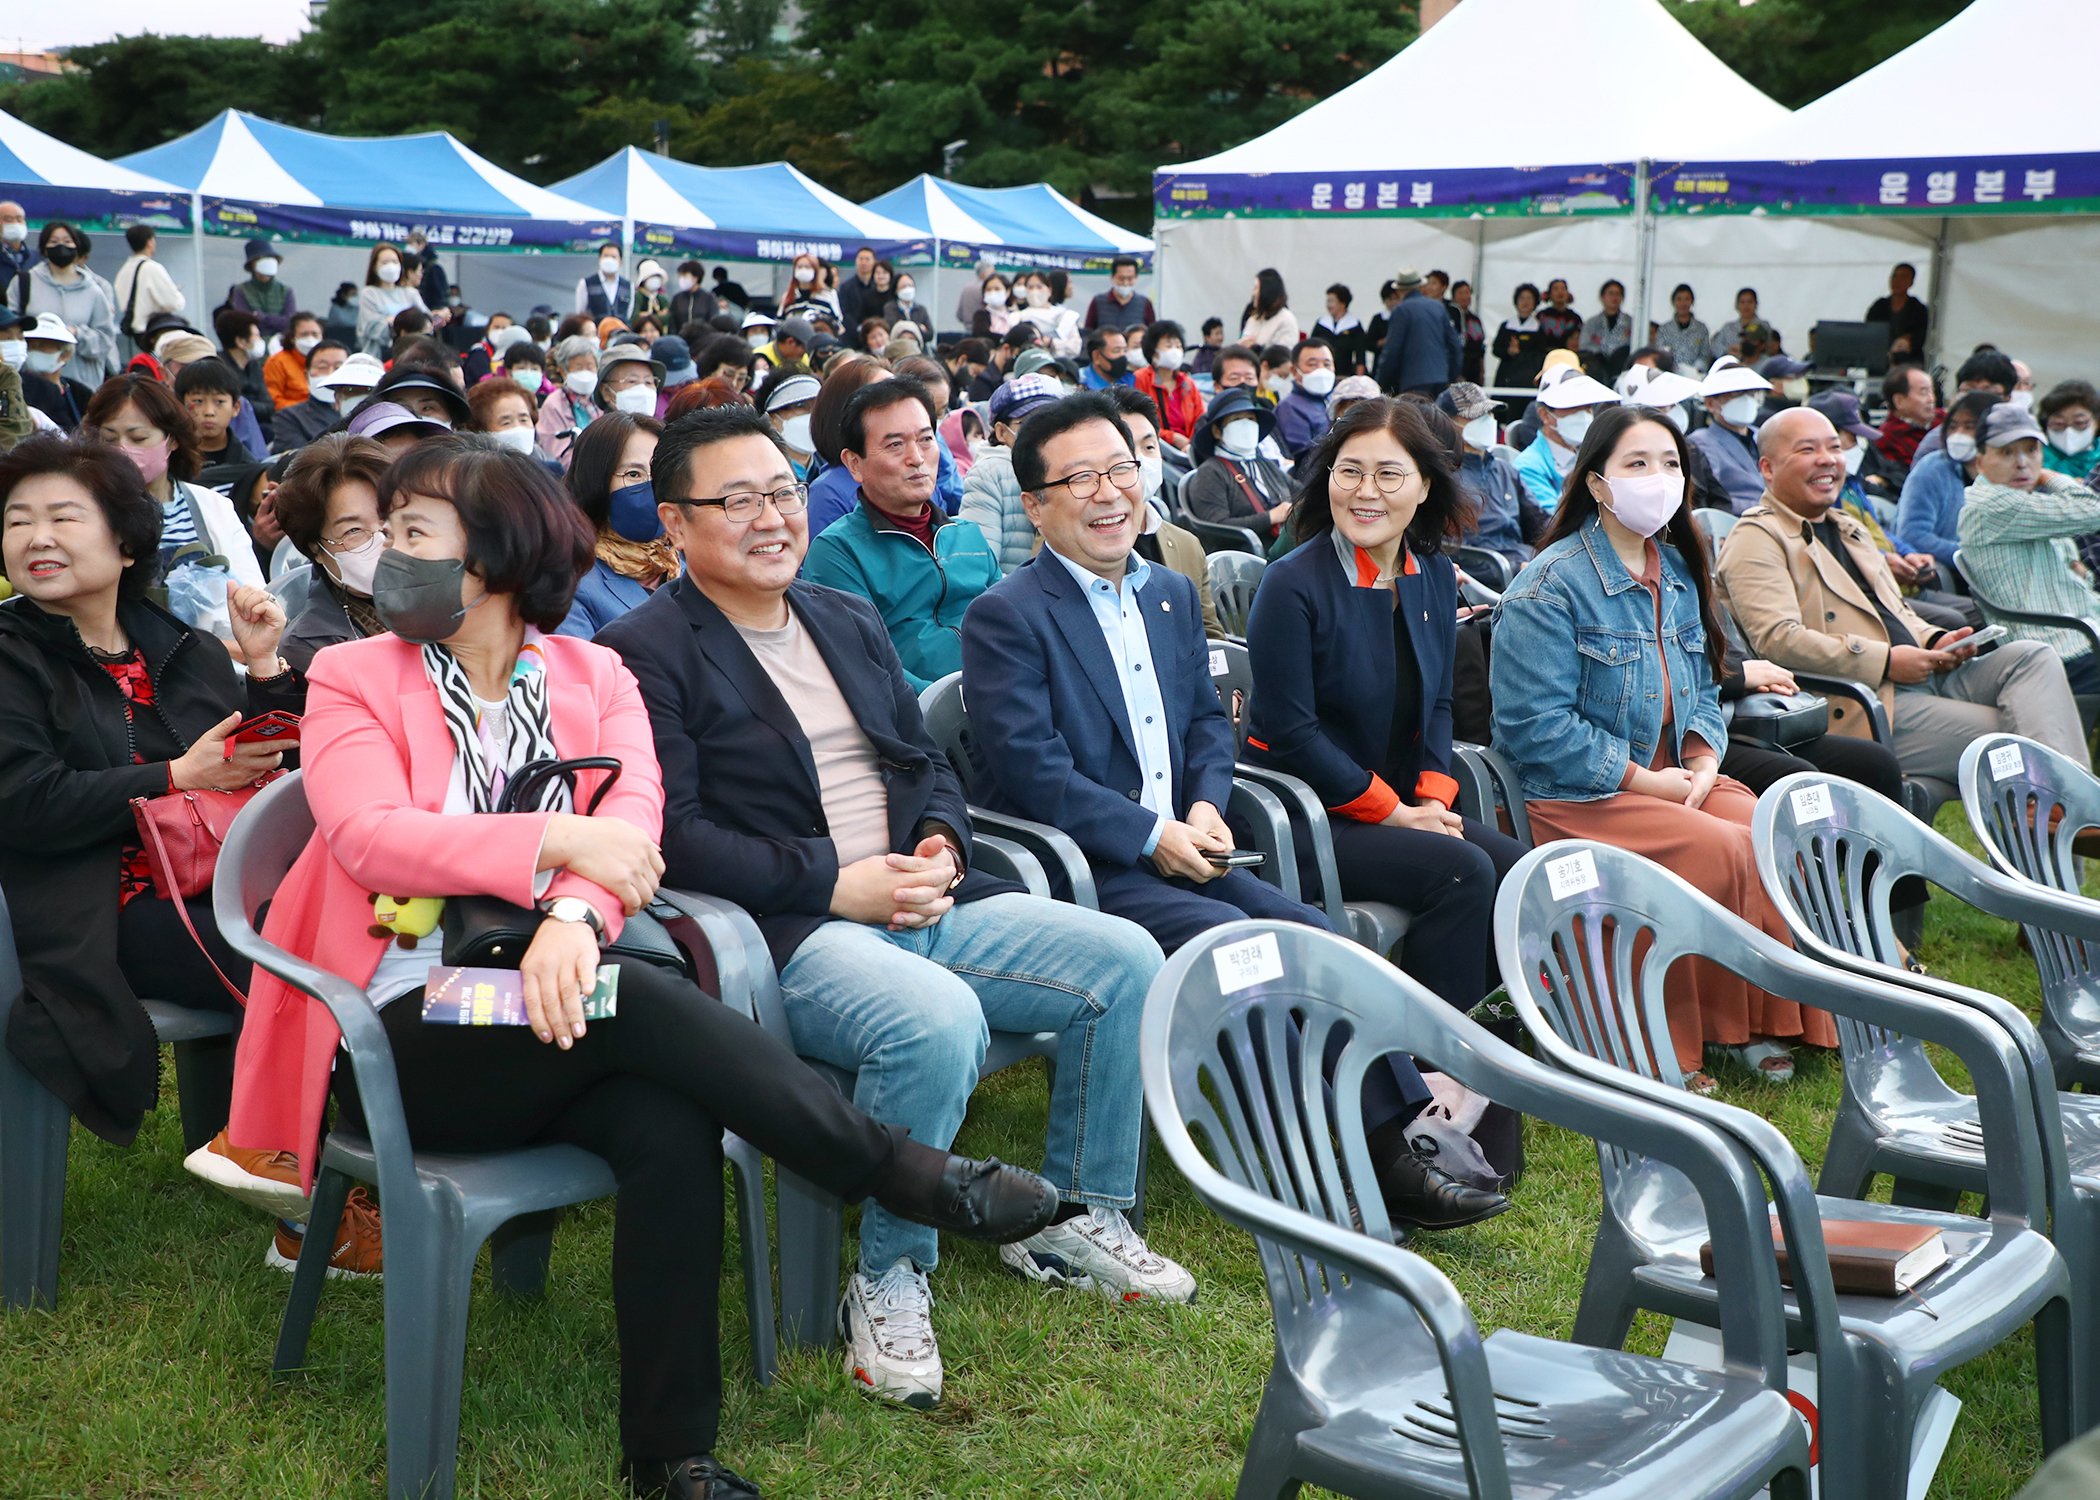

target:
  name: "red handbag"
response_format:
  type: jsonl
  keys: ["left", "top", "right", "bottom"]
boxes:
{"left": 128, "top": 774, "right": 283, "bottom": 1004}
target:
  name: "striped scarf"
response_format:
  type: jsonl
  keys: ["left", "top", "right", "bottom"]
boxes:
{"left": 420, "top": 631, "right": 565, "bottom": 813}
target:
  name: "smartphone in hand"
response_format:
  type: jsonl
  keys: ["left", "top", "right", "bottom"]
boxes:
{"left": 225, "top": 710, "right": 301, "bottom": 747}
{"left": 1204, "top": 849, "right": 1267, "bottom": 869}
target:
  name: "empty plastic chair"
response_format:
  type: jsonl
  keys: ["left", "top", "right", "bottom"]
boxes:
{"left": 213, "top": 775, "right": 776, "bottom": 1500}
{"left": 1958, "top": 733, "right": 2100, "bottom": 1090}
{"left": 0, "top": 885, "right": 238, "bottom": 1310}
{"left": 1142, "top": 917, "right": 1813, "bottom": 1500}
{"left": 1498, "top": 839, "right": 2079, "bottom": 1498}
{"left": 1207, "top": 550, "right": 1265, "bottom": 638}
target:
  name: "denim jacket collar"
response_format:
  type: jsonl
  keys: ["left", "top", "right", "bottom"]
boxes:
{"left": 1578, "top": 515, "right": 1682, "bottom": 599}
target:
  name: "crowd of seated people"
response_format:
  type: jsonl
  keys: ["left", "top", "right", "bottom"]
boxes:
{"left": 11, "top": 238, "right": 2100, "bottom": 1499}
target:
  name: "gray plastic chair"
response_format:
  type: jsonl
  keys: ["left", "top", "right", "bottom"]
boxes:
{"left": 213, "top": 775, "right": 777, "bottom": 1500}
{"left": 1177, "top": 512, "right": 1267, "bottom": 556}
{"left": 1449, "top": 544, "right": 1512, "bottom": 594}
{"left": 0, "top": 882, "right": 239, "bottom": 1309}
{"left": 1496, "top": 839, "right": 2078, "bottom": 1499}
{"left": 1207, "top": 550, "right": 1265, "bottom": 639}
{"left": 1958, "top": 732, "right": 2100, "bottom": 1089}
{"left": 1753, "top": 765, "right": 2100, "bottom": 1428}
{"left": 267, "top": 564, "right": 312, "bottom": 621}
{"left": 1689, "top": 507, "right": 1738, "bottom": 549}
{"left": 268, "top": 534, "right": 300, "bottom": 579}
{"left": 1142, "top": 918, "right": 1812, "bottom": 1500}
{"left": 1953, "top": 551, "right": 2100, "bottom": 738}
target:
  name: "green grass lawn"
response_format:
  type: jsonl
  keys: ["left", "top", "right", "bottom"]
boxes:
{"left": 0, "top": 805, "right": 2082, "bottom": 1498}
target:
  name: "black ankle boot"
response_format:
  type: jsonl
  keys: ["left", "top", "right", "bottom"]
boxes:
{"left": 626, "top": 1454, "right": 762, "bottom": 1499}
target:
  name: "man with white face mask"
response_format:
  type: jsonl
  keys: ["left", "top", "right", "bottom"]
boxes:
{"left": 0, "top": 200, "right": 33, "bottom": 314}
{"left": 764, "top": 373, "right": 821, "bottom": 480}
{"left": 1183, "top": 387, "right": 1295, "bottom": 543}
{"left": 1438, "top": 382, "right": 1540, "bottom": 571}
{"left": 574, "top": 241, "right": 631, "bottom": 320}
{"left": 1896, "top": 389, "right": 2000, "bottom": 573}
{"left": 1513, "top": 368, "right": 1618, "bottom": 513}
{"left": 1688, "top": 355, "right": 1771, "bottom": 514}
{"left": 229, "top": 238, "right": 297, "bottom": 342}
{"left": 1274, "top": 336, "right": 1336, "bottom": 462}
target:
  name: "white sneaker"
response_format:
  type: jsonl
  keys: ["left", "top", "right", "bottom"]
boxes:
{"left": 1000, "top": 1206, "right": 1197, "bottom": 1304}
{"left": 840, "top": 1258, "right": 942, "bottom": 1408}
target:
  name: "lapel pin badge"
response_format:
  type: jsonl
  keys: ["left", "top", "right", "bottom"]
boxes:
{"left": 1161, "top": 599, "right": 1171, "bottom": 612}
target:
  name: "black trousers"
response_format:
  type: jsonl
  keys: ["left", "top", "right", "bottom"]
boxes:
{"left": 333, "top": 961, "right": 899, "bottom": 1463}
{"left": 117, "top": 893, "right": 247, "bottom": 1013}
{"left": 1722, "top": 731, "right": 1926, "bottom": 909}
{"left": 1327, "top": 815, "right": 1525, "bottom": 1004}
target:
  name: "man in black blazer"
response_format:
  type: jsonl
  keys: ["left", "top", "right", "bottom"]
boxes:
{"left": 961, "top": 392, "right": 1506, "bottom": 1231}
{"left": 597, "top": 405, "right": 1193, "bottom": 1414}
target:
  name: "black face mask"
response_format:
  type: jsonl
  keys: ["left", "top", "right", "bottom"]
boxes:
{"left": 43, "top": 244, "right": 77, "bottom": 268}
{"left": 1105, "top": 355, "right": 1129, "bottom": 378}
{"left": 372, "top": 550, "right": 489, "bottom": 644}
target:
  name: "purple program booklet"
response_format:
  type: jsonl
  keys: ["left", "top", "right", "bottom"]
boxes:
{"left": 422, "top": 965, "right": 620, "bottom": 1025}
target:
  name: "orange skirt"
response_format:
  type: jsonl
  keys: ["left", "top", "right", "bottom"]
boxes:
{"left": 1526, "top": 777, "right": 1837, "bottom": 1072}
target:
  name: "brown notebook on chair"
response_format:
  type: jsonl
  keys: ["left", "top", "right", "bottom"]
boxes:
{"left": 1699, "top": 1216, "right": 1949, "bottom": 1297}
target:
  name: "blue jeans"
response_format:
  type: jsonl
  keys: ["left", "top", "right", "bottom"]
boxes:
{"left": 777, "top": 893, "right": 1164, "bottom": 1274}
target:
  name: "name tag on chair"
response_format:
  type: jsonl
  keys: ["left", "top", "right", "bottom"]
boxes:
{"left": 1546, "top": 850, "right": 1599, "bottom": 901}
{"left": 1989, "top": 743, "right": 2025, "bottom": 781}
{"left": 1213, "top": 932, "right": 1283, "bottom": 994}
{"left": 1209, "top": 648, "right": 1228, "bottom": 677}
{"left": 1790, "top": 782, "right": 1832, "bottom": 824}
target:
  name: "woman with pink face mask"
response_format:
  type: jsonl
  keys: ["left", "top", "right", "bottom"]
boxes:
{"left": 85, "top": 375, "right": 268, "bottom": 595}
{"left": 1491, "top": 404, "right": 1835, "bottom": 1093}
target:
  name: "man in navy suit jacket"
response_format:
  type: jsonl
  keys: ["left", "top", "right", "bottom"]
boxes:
{"left": 598, "top": 404, "right": 1195, "bottom": 1414}
{"left": 963, "top": 393, "right": 1500, "bottom": 1230}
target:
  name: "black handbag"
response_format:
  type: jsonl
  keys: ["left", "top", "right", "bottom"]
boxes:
{"left": 1726, "top": 690, "right": 1830, "bottom": 750}
{"left": 439, "top": 756, "right": 695, "bottom": 980}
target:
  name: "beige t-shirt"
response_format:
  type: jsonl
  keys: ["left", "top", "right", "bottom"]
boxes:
{"left": 733, "top": 612, "right": 893, "bottom": 867}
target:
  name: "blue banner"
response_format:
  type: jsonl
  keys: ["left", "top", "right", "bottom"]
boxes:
{"left": 892, "top": 240, "right": 1154, "bottom": 275}
{"left": 1654, "top": 153, "right": 2100, "bottom": 215}
{"left": 634, "top": 221, "right": 928, "bottom": 265}
{"left": 202, "top": 198, "right": 620, "bottom": 253}
{"left": 1153, "top": 164, "right": 1637, "bottom": 220}
{"left": 12, "top": 187, "right": 190, "bottom": 235}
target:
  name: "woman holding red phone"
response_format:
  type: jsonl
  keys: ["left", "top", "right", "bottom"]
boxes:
{"left": 0, "top": 434, "right": 300, "bottom": 1147}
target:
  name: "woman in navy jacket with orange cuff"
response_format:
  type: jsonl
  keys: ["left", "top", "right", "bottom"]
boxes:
{"left": 1243, "top": 399, "right": 1525, "bottom": 1164}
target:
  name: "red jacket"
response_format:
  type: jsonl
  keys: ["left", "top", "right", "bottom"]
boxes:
{"left": 227, "top": 632, "right": 664, "bottom": 1182}
{"left": 1133, "top": 366, "right": 1207, "bottom": 444}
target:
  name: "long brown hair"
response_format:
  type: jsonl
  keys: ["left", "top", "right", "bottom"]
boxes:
{"left": 1538, "top": 404, "right": 1728, "bottom": 680}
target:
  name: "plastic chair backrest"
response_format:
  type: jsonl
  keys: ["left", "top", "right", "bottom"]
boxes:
{"left": 1207, "top": 551, "right": 1265, "bottom": 638}
{"left": 269, "top": 535, "right": 300, "bottom": 580}
{"left": 269, "top": 565, "right": 312, "bottom": 621}
{"left": 917, "top": 673, "right": 990, "bottom": 803}
{"left": 1141, "top": 918, "right": 1791, "bottom": 1483}
{"left": 1450, "top": 545, "right": 1512, "bottom": 594}
{"left": 1208, "top": 638, "right": 1254, "bottom": 756}
{"left": 1752, "top": 769, "right": 2077, "bottom": 1208}
{"left": 1489, "top": 443, "right": 1522, "bottom": 471}
{"left": 1691, "top": 508, "right": 1737, "bottom": 550}
{"left": 1959, "top": 734, "right": 2100, "bottom": 1045}
{"left": 1497, "top": 837, "right": 2050, "bottom": 1317}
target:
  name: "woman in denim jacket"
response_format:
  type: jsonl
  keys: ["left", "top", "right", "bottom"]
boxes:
{"left": 1491, "top": 405, "right": 1834, "bottom": 1092}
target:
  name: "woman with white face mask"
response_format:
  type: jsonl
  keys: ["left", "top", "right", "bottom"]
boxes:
{"left": 1494, "top": 404, "right": 1837, "bottom": 1092}
{"left": 536, "top": 335, "right": 605, "bottom": 471}
{"left": 356, "top": 243, "right": 423, "bottom": 357}
{"left": 464, "top": 374, "right": 546, "bottom": 464}
{"left": 2040, "top": 379, "right": 2100, "bottom": 485}
{"left": 1184, "top": 388, "right": 1295, "bottom": 543}
{"left": 1013, "top": 271, "right": 1081, "bottom": 358}
{"left": 273, "top": 434, "right": 396, "bottom": 670}
{"left": 885, "top": 273, "right": 933, "bottom": 340}
{"left": 1133, "top": 318, "right": 1202, "bottom": 452}
{"left": 668, "top": 259, "right": 718, "bottom": 332}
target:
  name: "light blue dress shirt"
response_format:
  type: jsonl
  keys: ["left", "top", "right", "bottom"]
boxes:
{"left": 1049, "top": 547, "right": 1174, "bottom": 855}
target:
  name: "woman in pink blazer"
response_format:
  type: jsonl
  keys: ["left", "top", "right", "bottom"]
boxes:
{"left": 221, "top": 438, "right": 1054, "bottom": 1500}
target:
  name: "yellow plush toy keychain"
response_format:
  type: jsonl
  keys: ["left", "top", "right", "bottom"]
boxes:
{"left": 367, "top": 894, "right": 445, "bottom": 949}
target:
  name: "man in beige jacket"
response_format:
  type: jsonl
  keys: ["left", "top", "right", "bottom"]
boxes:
{"left": 1716, "top": 406, "right": 2087, "bottom": 782}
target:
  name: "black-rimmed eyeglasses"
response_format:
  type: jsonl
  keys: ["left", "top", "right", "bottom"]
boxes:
{"left": 669, "top": 483, "right": 810, "bottom": 521}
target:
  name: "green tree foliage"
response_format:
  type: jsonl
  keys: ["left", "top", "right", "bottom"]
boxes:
{"left": 792, "top": 0, "right": 1416, "bottom": 196}
{"left": 1668, "top": 0, "right": 1972, "bottom": 112}
{"left": 0, "top": 35, "right": 314, "bottom": 157}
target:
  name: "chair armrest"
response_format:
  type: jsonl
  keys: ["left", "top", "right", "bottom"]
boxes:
{"left": 1228, "top": 776, "right": 1299, "bottom": 901}
{"left": 1178, "top": 514, "right": 1266, "bottom": 556}
{"left": 1973, "top": 607, "right": 2100, "bottom": 658}
{"left": 1795, "top": 672, "right": 1890, "bottom": 742}
{"left": 1452, "top": 742, "right": 1533, "bottom": 847}
{"left": 655, "top": 890, "right": 790, "bottom": 1040}
{"left": 964, "top": 806, "right": 1098, "bottom": 910}
{"left": 1231, "top": 762, "right": 1347, "bottom": 930}
{"left": 969, "top": 833, "right": 1051, "bottom": 899}
{"left": 1931, "top": 560, "right": 1959, "bottom": 595}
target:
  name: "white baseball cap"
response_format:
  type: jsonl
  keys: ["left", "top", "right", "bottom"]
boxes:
{"left": 1698, "top": 355, "right": 1771, "bottom": 398}
{"left": 25, "top": 312, "right": 74, "bottom": 345}
{"left": 309, "top": 352, "right": 386, "bottom": 392}
{"left": 1617, "top": 366, "right": 1702, "bottom": 407}
{"left": 1534, "top": 368, "right": 1620, "bottom": 410}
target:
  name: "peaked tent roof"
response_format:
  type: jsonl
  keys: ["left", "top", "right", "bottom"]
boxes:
{"left": 1659, "top": 0, "right": 2100, "bottom": 214}
{"left": 118, "top": 111, "right": 618, "bottom": 251}
{"left": 552, "top": 147, "right": 924, "bottom": 262}
{"left": 1155, "top": 0, "right": 1787, "bottom": 219}
{"left": 862, "top": 175, "right": 1153, "bottom": 272}
{"left": 0, "top": 107, "right": 190, "bottom": 231}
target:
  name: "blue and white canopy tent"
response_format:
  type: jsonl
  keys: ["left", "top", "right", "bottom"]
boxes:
{"left": 0, "top": 107, "right": 188, "bottom": 237}
{"left": 862, "top": 175, "right": 1154, "bottom": 276}
{"left": 552, "top": 146, "right": 924, "bottom": 267}
{"left": 119, "top": 110, "right": 620, "bottom": 314}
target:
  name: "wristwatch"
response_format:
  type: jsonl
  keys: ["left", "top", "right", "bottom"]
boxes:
{"left": 539, "top": 896, "right": 606, "bottom": 941}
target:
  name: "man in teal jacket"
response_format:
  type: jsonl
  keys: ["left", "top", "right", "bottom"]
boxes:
{"left": 801, "top": 375, "right": 1001, "bottom": 691}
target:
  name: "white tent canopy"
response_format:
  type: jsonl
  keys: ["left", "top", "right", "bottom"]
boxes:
{"left": 1153, "top": 0, "right": 1788, "bottom": 360}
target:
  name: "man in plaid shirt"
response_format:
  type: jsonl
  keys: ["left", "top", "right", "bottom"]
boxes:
{"left": 1957, "top": 403, "right": 2100, "bottom": 696}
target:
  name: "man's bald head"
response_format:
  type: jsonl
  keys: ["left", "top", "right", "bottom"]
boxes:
{"left": 1758, "top": 406, "right": 1846, "bottom": 517}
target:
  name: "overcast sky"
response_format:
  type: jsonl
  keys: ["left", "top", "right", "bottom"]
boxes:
{"left": 5, "top": 1, "right": 312, "bottom": 52}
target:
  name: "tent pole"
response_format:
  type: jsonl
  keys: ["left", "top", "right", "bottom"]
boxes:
{"left": 1630, "top": 159, "right": 1652, "bottom": 357}
{"left": 931, "top": 237, "right": 940, "bottom": 341}
{"left": 1925, "top": 216, "right": 1952, "bottom": 380}
{"left": 1470, "top": 218, "right": 1486, "bottom": 317}
{"left": 189, "top": 191, "right": 207, "bottom": 329}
